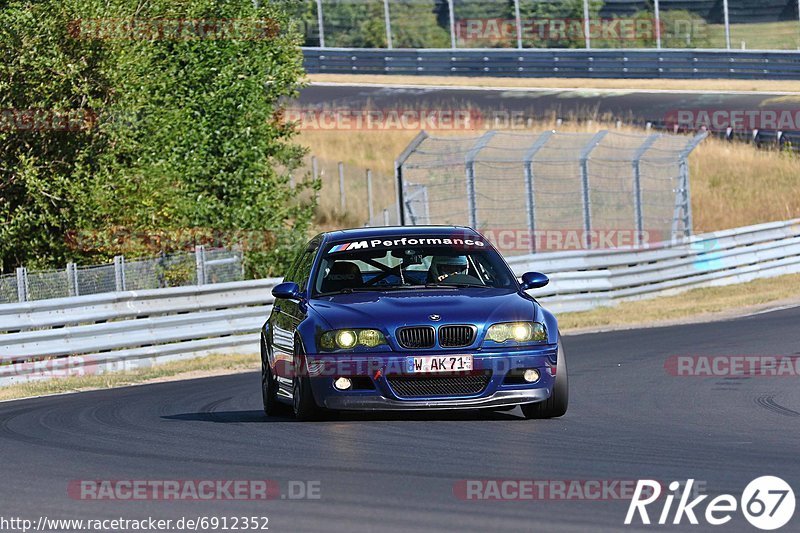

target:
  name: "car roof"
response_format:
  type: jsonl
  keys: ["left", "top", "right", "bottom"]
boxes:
{"left": 320, "top": 225, "right": 480, "bottom": 245}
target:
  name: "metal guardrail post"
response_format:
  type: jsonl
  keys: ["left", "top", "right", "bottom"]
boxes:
{"left": 523, "top": 131, "right": 555, "bottom": 254}
{"left": 315, "top": 0, "right": 325, "bottom": 48}
{"left": 579, "top": 131, "right": 609, "bottom": 248}
{"left": 464, "top": 131, "right": 496, "bottom": 229}
{"left": 513, "top": 0, "right": 523, "bottom": 49}
{"left": 383, "top": 0, "right": 392, "bottom": 49}
{"left": 383, "top": 209, "right": 390, "bottom": 226}
{"left": 195, "top": 245, "right": 206, "bottom": 286}
{"left": 632, "top": 134, "right": 660, "bottom": 246}
{"left": 114, "top": 256, "right": 126, "bottom": 291}
{"left": 16, "top": 267, "right": 27, "bottom": 303}
{"left": 395, "top": 131, "right": 429, "bottom": 226}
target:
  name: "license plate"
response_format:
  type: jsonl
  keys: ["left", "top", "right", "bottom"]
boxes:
{"left": 407, "top": 355, "right": 473, "bottom": 373}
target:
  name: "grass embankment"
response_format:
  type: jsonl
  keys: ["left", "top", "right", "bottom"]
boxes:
{"left": 297, "top": 121, "right": 800, "bottom": 233}
{"left": 308, "top": 74, "right": 800, "bottom": 94}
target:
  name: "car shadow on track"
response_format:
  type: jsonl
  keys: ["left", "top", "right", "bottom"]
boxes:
{"left": 162, "top": 408, "right": 522, "bottom": 423}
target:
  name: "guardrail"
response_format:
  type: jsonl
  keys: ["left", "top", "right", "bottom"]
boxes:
{"left": 302, "top": 48, "right": 800, "bottom": 80}
{"left": 1, "top": 219, "right": 798, "bottom": 386}
{"left": 507, "top": 218, "right": 800, "bottom": 313}
{"left": 0, "top": 279, "right": 279, "bottom": 386}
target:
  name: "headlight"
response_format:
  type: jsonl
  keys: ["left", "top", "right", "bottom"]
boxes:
{"left": 320, "top": 329, "right": 387, "bottom": 351}
{"left": 485, "top": 322, "right": 546, "bottom": 343}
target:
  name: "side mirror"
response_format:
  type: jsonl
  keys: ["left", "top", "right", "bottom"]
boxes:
{"left": 272, "top": 281, "right": 302, "bottom": 301}
{"left": 520, "top": 271, "right": 549, "bottom": 290}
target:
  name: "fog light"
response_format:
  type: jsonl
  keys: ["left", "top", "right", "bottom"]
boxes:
{"left": 523, "top": 369, "right": 540, "bottom": 383}
{"left": 334, "top": 377, "right": 352, "bottom": 390}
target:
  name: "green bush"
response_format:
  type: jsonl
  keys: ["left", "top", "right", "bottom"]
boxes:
{"left": 0, "top": 0, "right": 315, "bottom": 278}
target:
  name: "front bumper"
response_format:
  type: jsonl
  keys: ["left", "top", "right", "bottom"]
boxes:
{"left": 305, "top": 345, "right": 558, "bottom": 411}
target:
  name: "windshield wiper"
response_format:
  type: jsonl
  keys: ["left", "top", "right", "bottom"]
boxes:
{"left": 425, "top": 282, "right": 486, "bottom": 288}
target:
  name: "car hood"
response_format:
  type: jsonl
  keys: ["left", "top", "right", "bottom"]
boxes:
{"left": 309, "top": 288, "right": 540, "bottom": 330}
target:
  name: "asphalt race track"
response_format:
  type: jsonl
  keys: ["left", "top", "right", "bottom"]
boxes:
{"left": 1, "top": 306, "right": 799, "bottom": 532}
{"left": 298, "top": 83, "right": 800, "bottom": 132}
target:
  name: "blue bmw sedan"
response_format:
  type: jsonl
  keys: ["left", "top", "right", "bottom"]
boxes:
{"left": 261, "top": 226, "right": 567, "bottom": 420}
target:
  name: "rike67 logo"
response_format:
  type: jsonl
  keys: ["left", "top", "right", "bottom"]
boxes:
{"left": 626, "top": 477, "right": 795, "bottom": 530}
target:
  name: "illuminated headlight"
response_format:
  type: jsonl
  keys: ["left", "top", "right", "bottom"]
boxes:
{"left": 336, "top": 330, "right": 357, "bottom": 349}
{"left": 334, "top": 377, "right": 352, "bottom": 390}
{"left": 485, "top": 322, "right": 546, "bottom": 343}
{"left": 523, "top": 369, "right": 540, "bottom": 383}
{"left": 320, "top": 329, "right": 387, "bottom": 351}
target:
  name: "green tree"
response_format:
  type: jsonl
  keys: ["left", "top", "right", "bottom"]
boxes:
{"left": 0, "top": 0, "right": 315, "bottom": 278}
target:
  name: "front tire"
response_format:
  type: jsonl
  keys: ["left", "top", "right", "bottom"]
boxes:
{"left": 521, "top": 337, "right": 568, "bottom": 419}
{"left": 292, "top": 341, "right": 320, "bottom": 421}
{"left": 261, "top": 333, "right": 283, "bottom": 416}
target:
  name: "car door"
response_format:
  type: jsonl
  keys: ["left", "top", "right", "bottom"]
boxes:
{"left": 271, "top": 240, "right": 319, "bottom": 379}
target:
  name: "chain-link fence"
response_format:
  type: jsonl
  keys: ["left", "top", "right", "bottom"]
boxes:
{"left": 1, "top": 248, "right": 243, "bottom": 305}
{"left": 285, "top": 0, "right": 800, "bottom": 51}
{"left": 295, "top": 154, "right": 401, "bottom": 228}
{"left": 397, "top": 129, "right": 706, "bottom": 255}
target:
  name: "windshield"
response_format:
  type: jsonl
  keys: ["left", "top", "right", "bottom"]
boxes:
{"left": 312, "top": 236, "right": 517, "bottom": 296}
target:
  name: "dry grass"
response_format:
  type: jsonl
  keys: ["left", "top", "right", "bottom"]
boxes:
{"left": 0, "top": 353, "right": 258, "bottom": 402}
{"left": 309, "top": 74, "right": 800, "bottom": 94}
{"left": 297, "top": 120, "right": 800, "bottom": 232}
{"left": 558, "top": 273, "right": 800, "bottom": 331}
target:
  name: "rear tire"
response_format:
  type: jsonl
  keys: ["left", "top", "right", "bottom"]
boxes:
{"left": 292, "top": 341, "right": 321, "bottom": 421}
{"left": 521, "top": 337, "right": 568, "bottom": 419}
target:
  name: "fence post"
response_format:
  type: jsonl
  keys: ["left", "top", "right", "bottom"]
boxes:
{"left": 311, "top": 156, "right": 320, "bottom": 205}
{"left": 113, "top": 256, "right": 126, "bottom": 291}
{"left": 523, "top": 131, "right": 555, "bottom": 254}
{"left": 447, "top": 0, "right": 456, "bottom": 49}
{"left": 15, "top": 267, "right": 27, "bottom": 303}
{"left": 366, "top": 169, "right": 374, "bottom": 224}
{"left": 383, "top": 0, "right": 393, "bottom": 49}
{"left": 675, "top": 132, "right": 708, "bottom": 238}
{"left": 315, "top": 0, "right": 325, "bottom": 48}
{"left": 195, "top": 245, "right": 206, "bottom": 286}
{"left": 632, "top": 134, "right": 660, "bottom": 246}
{"left": 395, "top": 131, "right": 429, "bottom": 226}
{"left": 464, "top": 131, "right": 496, "bottom": 229}
{"left": 723, "top": 0, "right": 731, "bottom": 49}
{"left": 383, "top": 209, "right": 390, "bottom": 226}
{"left": 579, "top": 131, "right": 609, "bottom": 248}
{"left": 338, "top": 162, "right": 346, "bottom": 212}
{"left": 654, "top": 0, "right": 662, "bottom": 49}
{"left": 66, "top": 262, "right": 79, "bottom": 297}
{"left": 513, "top": 0, "right": 523, "bottom": 49}
{"left": 583, "top": 0, "right": 591, "bottom": 49}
